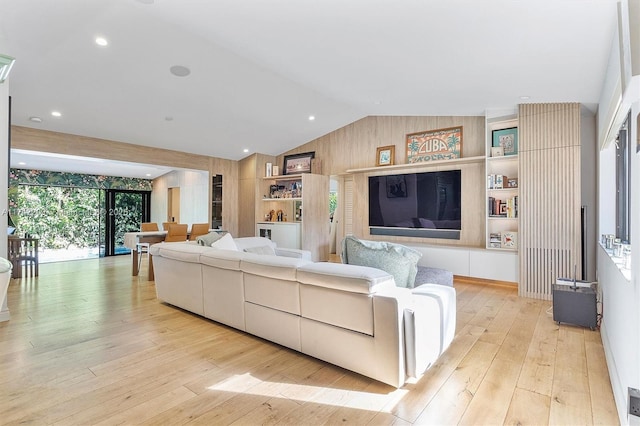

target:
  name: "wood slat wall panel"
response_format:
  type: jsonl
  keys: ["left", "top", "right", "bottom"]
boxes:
{"left": 344, "top": 178, "right": 354, "bottom": 237}
{"left": 519, "top": 103, "right": 581, "bottom": 299}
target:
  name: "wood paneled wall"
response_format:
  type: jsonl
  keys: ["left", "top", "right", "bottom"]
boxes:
{"left": 519, "top": 103, "right": 582, "bottom": 299}
{"left": 277, "top": 116, "right": 486, "bottom": 176}
{"left": 11, "top": 126, "right": 240, "bottom": 236}
{"left": 276, "top": 116, "right": 487, "bottom": 248}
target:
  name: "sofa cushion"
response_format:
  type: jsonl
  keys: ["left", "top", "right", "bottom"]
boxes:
{"left": 234, "top": 237, "right": 276, "bottom": 251}
{"left": 296, "top": 262, "right": 395, "bottom": 294}
{"left": 244, "top": 245, "right": 277, "bottom": 256}
{"left": 200, "top": 248, "right": 244, "bottom": 271}
{"left": 414, "top": 265, "right": 454, "bottom": 287}
{"left": 240, "top": 253, "right": 310, "bottom": 281}
{"left": 341, "top": 236, "right": 422, "bottom": 288}
{"left": 151, "top": 242, "right": 208, "bottom": 263}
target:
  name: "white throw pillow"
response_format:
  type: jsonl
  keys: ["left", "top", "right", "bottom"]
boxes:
{"left": 211, "top": 233, "right": 238, "bottom": 251}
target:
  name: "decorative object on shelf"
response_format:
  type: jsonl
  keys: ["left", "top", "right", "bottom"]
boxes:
{"left": 492, "top": 127, "right": 518, "bottom": 156}
{"left": 386, "top": 175, "right": 407, "bottom": 198}
{"left": 501, "top": 231, "right": 518, "bottom": 249}
{"left": 376, "top": 145, "right": 395, "bottom": 166}
{"left": 506, "top": 177, "right": 518, "bottom": 188}
{"left": 283, "top": 151, "right": 315, "bottom": 175}
{"left": 273, "top": 165, "right": 279, "bottom": 176}
{"left": 266, "top": 162, "right": 273, "bottom": 177}
{"left": 490, "top": 146, "right": 504, "bottom": 157}
{"left": 406, "top": 126, "right": 463, "bottom": 164}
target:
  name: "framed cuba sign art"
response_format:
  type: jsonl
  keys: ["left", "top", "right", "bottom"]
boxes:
{"left": 406, "top": 126, "right": 463, "bottom": 163}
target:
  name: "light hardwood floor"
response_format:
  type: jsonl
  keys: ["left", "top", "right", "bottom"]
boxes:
{"left": 0, "top": 257, "right": 619, "bottom": 425}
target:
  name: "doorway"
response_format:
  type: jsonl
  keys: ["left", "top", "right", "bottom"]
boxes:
{"left": 168, "top": 187, "right": 180, "bottom": 223}
{"left": 104, "top": 189, "right": 151, "bottom": 256}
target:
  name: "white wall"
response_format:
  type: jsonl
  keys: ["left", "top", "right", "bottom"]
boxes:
{"left": 151, "top": 169, "right": 209, "bottom": 230}
{"left": 597, "top": 4, "right": 640, "bottom": 422}
{"left": 598, "top": 98, "right": 640, "bottom": 426}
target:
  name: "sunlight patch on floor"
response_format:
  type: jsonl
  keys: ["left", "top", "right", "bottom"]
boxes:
{"left": 206, "top": 373, "right": 409, "bottom": 412}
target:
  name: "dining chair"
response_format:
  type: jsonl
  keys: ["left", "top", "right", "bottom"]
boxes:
{"left": 164, "top": 224, "right": 188, "bottom": 242}
{"left": 137, "top": 222, "right": 159, "bottom": 270}
{"left": 162, "top": 221, "right": 176, "bottom": 231}
{"left": 189, "top": 223, "right": 210, "bottom": 241}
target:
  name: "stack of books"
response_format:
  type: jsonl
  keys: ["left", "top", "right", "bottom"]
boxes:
{"left": 488, "top": 195, "right": 518, "bottom": 217}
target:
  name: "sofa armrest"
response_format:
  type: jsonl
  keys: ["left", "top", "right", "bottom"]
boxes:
{"left": 275, "top": 247, "right": 312, "bottom": 260}
{"left": 405, "top": 284, "right": 456, "bottom": 377}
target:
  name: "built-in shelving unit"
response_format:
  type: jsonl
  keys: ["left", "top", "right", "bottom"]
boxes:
{"left": 256, "top": 173, "right": 329, "bottom": 261}
{"left": 486, "top": 116, "right": 519, "bottom": 252}
{"left": 211, "top": 174, "right": 223, "bottom": 229}
{"left": 345, "top": 155, "right": 485, "bottom": 174}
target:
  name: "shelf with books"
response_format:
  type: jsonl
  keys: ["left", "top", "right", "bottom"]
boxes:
{"left": 486, "top": 114, "right": 519, "bottom": 251}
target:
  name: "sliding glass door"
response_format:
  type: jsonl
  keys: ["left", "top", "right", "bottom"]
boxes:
{"left": 104, "top": 189, "right": 151, "bottom": 256}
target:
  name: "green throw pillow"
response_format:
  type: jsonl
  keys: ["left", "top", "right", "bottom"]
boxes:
{"left": 341, "top": 235, "right": 422, "bottom": 288}
{"left": 196, "top": 232, "right": 224, "bottom": 246}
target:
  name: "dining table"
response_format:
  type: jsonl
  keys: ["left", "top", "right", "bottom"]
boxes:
{"left": 123, "top": 231, "right": 167, "bottom": 280}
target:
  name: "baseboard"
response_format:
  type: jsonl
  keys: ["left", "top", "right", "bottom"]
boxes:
{"left": 601, "top": 321, "right": 627, "bottom": 425}
{"left": 454, "top": 275, "right": 518, "bottom": 288}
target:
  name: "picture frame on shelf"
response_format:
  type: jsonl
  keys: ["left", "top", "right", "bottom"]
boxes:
{"left": 406, "top": 126, "right": 463, "bottom": 163}
{"left": 492, "top": 127, "right": 518, "bottom": 156}
{"left": 490, "top": 146, "right": 504, "bottom": 157}
{"left": 376, "top": 145, "right": 395, "bottom": 166}
{"left": 501, "top": 231, "right": 518, "bottom": 249}
{"left": 283, "top": 151, "right": 315, "bottom": 175}
{"left": 506, "top": 177, "right": 518, "bottom": 188}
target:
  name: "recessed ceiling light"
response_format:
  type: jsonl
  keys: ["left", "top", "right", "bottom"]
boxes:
{"left": 520, "top": 96, "right": 531, "bottom": 100}
{"left": 29, "top": 116, "right": 42, "bottom": 123}
{"left": 145, "top": 173, "right": 151, "bottom": 177}
{"left": 243, "top": 148, "right": 249, "bottom": 153}
{"left": 51, "top": 111, "right": 62, "bottom": 117}
{"left": 95, "top": 37, "right": 108, "bottom": 47}
{"left": 373, "top": 100, "right": 382, "bottom": 105}
{"left": 308, "top": 115, "right": 315, "bottom": 121}
{"left": 18, "top": 162, "right": 26, "bottom": 166}
{"left": 170, "top": 65, "right": 191, "bottom": 77}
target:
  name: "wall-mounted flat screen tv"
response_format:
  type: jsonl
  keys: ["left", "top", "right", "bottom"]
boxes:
{"left": 368, "top": 169, "right": 461, "bottom": 239}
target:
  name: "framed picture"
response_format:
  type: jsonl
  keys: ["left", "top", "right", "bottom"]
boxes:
{"left": 406, "top": 126, "right": 463, "bottom": 164}
{"left": 490, "top": 146, "right": 504, "bottom": 157}
{"left": 501, "top": 231, "right": 518, "bottom": 249}
{"left": 283, "top": 151, "right": 315, "bottom": 175}
{"left": 386, "top": 175, "right": 407, "bottom": 198}
{"left": 492, "top": 127, "right": 518, "bottom": 156}
{"left": 376, "top": 145, "right": 395, "bottom": 166}
{"left": 506, "top": 177, "right": 518, "bottom": 188}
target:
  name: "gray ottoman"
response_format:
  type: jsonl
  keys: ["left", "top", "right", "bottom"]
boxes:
{"left": 413, "top": 266, "right": 453, "bottom": 287}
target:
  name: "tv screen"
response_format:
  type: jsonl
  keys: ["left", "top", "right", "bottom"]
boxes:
{"left": 368, "top": 170, "right": 461, "bottom": 239}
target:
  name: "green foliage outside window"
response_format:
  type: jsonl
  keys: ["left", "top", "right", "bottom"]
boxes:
{"left": 329, "top": 192, "right": 337, "bottom": 219}
{"left": 12, "top": 186, "right": 101, "bottom": 249}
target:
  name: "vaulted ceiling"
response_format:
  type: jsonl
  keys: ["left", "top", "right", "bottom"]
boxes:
{"left": 1, "top": 0, "right": 619, "bottom": 165}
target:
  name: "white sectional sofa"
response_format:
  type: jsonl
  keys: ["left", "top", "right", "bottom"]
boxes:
{"left": 150, "top": 237, "right": 455, "bottom": 387}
